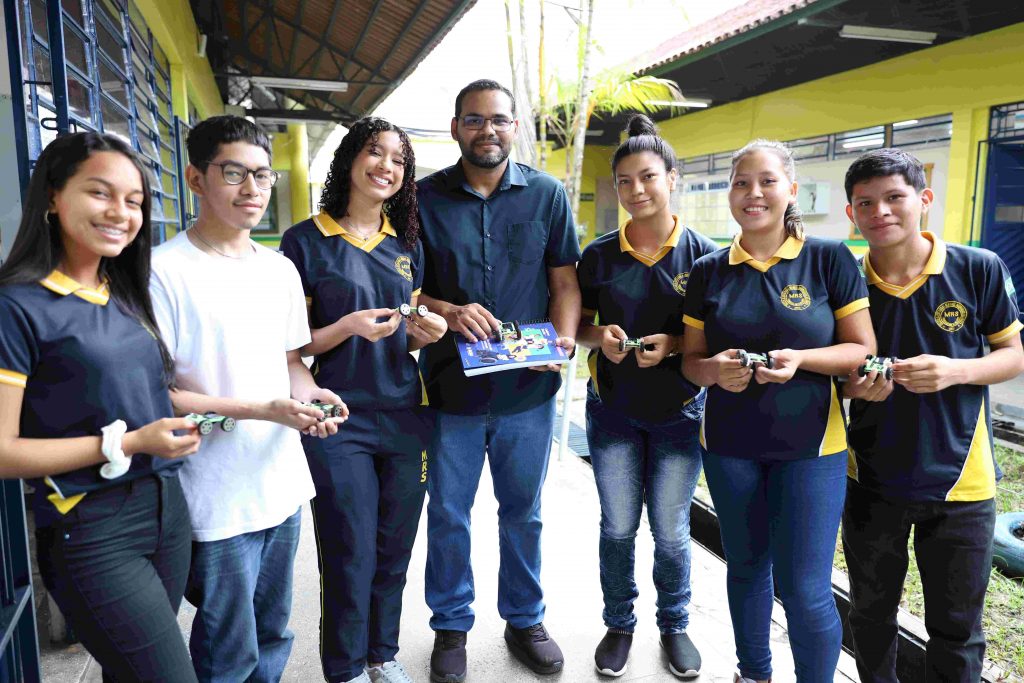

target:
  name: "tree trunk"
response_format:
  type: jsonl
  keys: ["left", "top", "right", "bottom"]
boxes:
{"left": 504, "top": 0, "right": 536, "bottom": 166}
{"left": 568, "top": 0, "right": 595, "bottom": 227}
{"left": 538, "top": 0, "right": 547, "bottom": 171}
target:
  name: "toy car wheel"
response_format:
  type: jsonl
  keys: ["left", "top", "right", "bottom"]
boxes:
{"left": 221, "top": 417, "right": 236, "bottom": 432}
{"left": 618, "top": 340, "right": 627, "bottom": 352}
{"left": 199, "top": 420, "right": 214, "bottom": 436}
{"left": 884, "top": 367, "right": 894, "bottom": 380}
{"left": 737, "top": 350, "right": 750, "bottom": 367}
{"left": 993, "top": 512, "right": 1024, "bottom": 578}
{"left": 858, "top": 365, "right": 868, "bottom": 377}
{"left": 417, "top": 305, "right": 428, "bottom": 316}
{"left": 865, "top": 354, "right": 874, "bottom": 361}
{"left": 399, "top": 303, "right": 412, "bottom": 317}
{"left": 765, "top": 355, "right": 775, "bottom": 370}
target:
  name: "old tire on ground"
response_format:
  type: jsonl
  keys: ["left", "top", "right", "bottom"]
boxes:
{"left": 993, "top": 512, "right": 1024, "bottom": 578}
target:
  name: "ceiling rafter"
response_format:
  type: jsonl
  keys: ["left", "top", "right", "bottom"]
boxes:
{"left": 349, "top": 0, "right": 432, "bottom": 110}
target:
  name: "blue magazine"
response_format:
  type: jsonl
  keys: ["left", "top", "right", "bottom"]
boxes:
{"left": 456, "top": 320, "right": 569, "bottom": 376}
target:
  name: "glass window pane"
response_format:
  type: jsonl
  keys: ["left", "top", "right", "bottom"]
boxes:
{"left": 31, "top": 0, "right": 48, "bottom": 42}
{"left": 891, "top": 114, "right": 953, "bottom": 148}
{"left": 97, "top": 17, "right": 124, "bottom": 63}
{"left": 67, "top": 73, "right": 92, "bottom": 121}
{"left": 63, "top": 24, "right": 89, "bottom": 72}
{"left": 154, "top": 41, "right": 170, "bottom": 75}
{"left": 712, "top": 152, "right": 732, "bottom": 173}
{"left": 64, "top": 0, "right": 84, "bottom": 26}
{"left": 33, "top": 47, "right": 53, "bottom": 101}
{"left": 100, "top": 62, "right": 129, "bottom": 107}
{"left": 101, "top": 97, "right": 131, "bottom": 144}
{"left": 835, "top": 125, "right": 885, "bottom": 157}
{"left": 128, "top": 1, "right": 147, "bottom": 40}
{"left": 99, "top": 0, "right": 124, "bottom": 31}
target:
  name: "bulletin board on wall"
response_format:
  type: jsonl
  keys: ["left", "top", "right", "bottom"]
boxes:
{"left": 848, "top": 163, "right": 933, "bottom": 239}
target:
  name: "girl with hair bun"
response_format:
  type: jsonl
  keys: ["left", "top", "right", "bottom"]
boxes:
{"left": 681, "top": 140, "right": 876, "bottom": 682}
{"left": 576, "top": 113, "right": 717, "bottom": 678}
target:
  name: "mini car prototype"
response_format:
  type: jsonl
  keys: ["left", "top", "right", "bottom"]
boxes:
{"left": 618, "top": 338, "right": 656, "bottom": 352}
{"left": 736, "top": 349, "right": 775, "bottom": 369}
{"left": 186, "top": 412, "right": 236, "bottom": 435}
{"left": 494, "top": 321, "right": 522, "bottom": 342}
{"left": 858, "top": 354, "right": 897, "bottom": 380}
{"left": 398, "top": 303, "right": 429, "bottom": 318}
{"left": 307, "top": 401, "right": 346, "bottom": 419}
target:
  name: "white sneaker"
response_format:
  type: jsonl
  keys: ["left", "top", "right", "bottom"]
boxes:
{"left": 344, "top": 673, "right": 371, "bottom": 683}
{"left": 366, "top": 661, "right": 413, "bottom": 683}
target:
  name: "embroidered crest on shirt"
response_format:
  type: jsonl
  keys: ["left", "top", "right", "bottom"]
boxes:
{"left": 934, "top": 301, "right": 968, "bottom": 332}
{"left": 780, "top": 284, "right": 811, "bottom": 311}
{"left": 394, "top": 255, "right": 413, "bottom": 282}
{"left": 672, "top": 272, "right": 690, "bottom": 296}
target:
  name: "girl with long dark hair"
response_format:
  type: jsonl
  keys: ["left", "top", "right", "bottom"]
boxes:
{"left": 0, "top": 132, "right": 201, "bottom": 681}
{"left": 681, "top": 140, "right": 875, "bottom": 682}
{"left": 280, "top": 117, "right": 447, "bottom": 683}
{"left": 575, "top": 114, "right": 717, "bottom": 678}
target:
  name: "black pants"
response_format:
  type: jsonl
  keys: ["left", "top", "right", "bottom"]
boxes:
{"left": 842, "top": 479, "right": 995, "bottom": 683}
{"left": 303, "top": 408, "right": 431, "bottom": 682}
{"left": 36, "top": 473, "right": 197, "bottom": 683}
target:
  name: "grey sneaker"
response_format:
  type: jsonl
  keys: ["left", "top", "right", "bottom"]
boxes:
{"left": 367, "top": 661, "right": 413, "bottom": 683}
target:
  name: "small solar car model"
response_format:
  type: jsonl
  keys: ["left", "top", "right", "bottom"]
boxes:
{"left": 618, "top": 337, "right": 656, "bottom": 353}
{"left": 398, "top": 303, "right": 430, "bottom": 318}
{"left": 306, "top": 401, "right": 346, "bottom": 419}
{"left": 735, "top": 349, "right": 775, "bottom": 369}
{"left": 494, "top": 320, "right": 522, "bottom": 342}
{"left": 186, "top": 412, "right": 236, "bottom": 435}
{"left": 858, "top": 354, "right": 897, "bottom": 380}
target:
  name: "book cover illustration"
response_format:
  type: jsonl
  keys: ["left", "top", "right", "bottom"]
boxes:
{"left": 456, "top": 319, "right": 569, "bottom": 376}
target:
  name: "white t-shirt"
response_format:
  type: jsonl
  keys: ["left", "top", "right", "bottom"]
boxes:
{"left": 150, "top": 231, "right": 315, "bottom": 542}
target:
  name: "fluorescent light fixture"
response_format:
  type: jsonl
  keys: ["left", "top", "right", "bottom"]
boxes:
{"left": 646, "top": 99, "right": 710, "bottom": 108}
{"left": 893, "top": 119, "right": 919, "bottom": 128}
{"left": 249, "top": 76, "right": 349, "bottom": 93}
{"left": 254, "top": 116, "right": 343, "bottom": 127}
{"left": 838, "top": 25, "right": 936, "bottom": 45}
{"left": 842, "top": 137, "right": 884, "bottom": 149}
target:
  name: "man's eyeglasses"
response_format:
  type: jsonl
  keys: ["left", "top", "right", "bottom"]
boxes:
{"left": 207, "top": 162, "right": 279, "bottom": 190}
{"left": 459, "top": 115, "right": 514, "bottom": 132}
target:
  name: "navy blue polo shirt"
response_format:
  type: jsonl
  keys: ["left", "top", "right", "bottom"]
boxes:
{"left": 683, "top": 236, "right": 869, "bottom": 460}
{"left": 280, "top": 212, "right": 424, "bottom": 410}
{"left": 417, "top": 160, "right": 581, "bottom": 414}
{"left": 847, "top": 233, "right": 1022, "bottom": 502}
{"left": 0, "top": 271, "right": 179, "bottom": 527}
{"left": 579, "top": 216, "right": 718, "bottom": 422}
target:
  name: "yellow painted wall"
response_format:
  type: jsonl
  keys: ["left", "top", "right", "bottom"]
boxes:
{"left": 134, "top": 0, "right": 222, "bottom": 118}
{"left": 641, "top": 22, "right": 1024, "bottom": 246}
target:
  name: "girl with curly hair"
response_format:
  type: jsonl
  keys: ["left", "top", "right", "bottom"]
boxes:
{"left": 280, "top": 117, "right": 447, "bottom": 683}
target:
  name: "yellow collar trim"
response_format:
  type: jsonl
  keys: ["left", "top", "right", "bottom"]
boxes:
{"left": 728, "top": 235, "right": 804, "bottom": 273}
{"left": 314, "top": 211, "right": 397, "bottom": 238}
{"left": 864, "top": 232, "right": 946, "bottom": 298}
{"left": 40, "top": 270, "right": 110, "bottom": 305}
{"left": 618, "top": 215, "right": 682, "bottom": 267}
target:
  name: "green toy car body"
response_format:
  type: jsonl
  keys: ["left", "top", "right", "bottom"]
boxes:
{"left": 494, "top": 320, "right": 522, "bottom": 342}
{"left": 185, "top": 412, "right": 236, "bottom": 435}
{"left": 858, "top": 354, "right": 897, "bottom": 380}
{"left": 306, "top": 401, "right": 346, "bottom": 419}
{"left": 618, "top": 337, "right": 656, "bottom": 352}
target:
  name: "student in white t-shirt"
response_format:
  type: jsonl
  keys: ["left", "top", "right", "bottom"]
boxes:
{"left": 149, "top": 115, "right": 347, "bottom": 683}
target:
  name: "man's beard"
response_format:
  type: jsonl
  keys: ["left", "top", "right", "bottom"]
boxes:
{"left": 460, "top": 136, "right": 511, "bottom": 169}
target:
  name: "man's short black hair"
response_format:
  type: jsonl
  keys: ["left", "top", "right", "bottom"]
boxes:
{"left": 844, "top": 147, "right": 927, "bottom": 202}
{"left": 186, "top": 115, "right": 272, "bottom": 170}
{"left": 454, "top": 79, "right": 516, "bottom": 119}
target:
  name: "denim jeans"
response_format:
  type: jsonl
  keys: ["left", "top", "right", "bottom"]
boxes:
{"left": 586, "top": 393, "right": 704, "bottom": 633}
{"left": 36, "top": 474, "right": 196, "bottom": 683}
{"left": 186, "top": 509, "right": 302, "bottom": 683}
{"left": 702, "top": 451, "right": 846, "bottom": 683}
{"left": 426, "top": 396, "right": 556, "bottom": 631}
{"left": 842, "top": 479, "right": 995, "bottom": 683}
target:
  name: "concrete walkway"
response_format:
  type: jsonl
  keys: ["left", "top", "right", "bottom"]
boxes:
{"left": 40, "top": 441, "right": 858, "bottom": 682}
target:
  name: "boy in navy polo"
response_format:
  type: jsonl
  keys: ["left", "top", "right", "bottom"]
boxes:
{"left": 843, "top": 148, "right": 1024, "bottom": 682}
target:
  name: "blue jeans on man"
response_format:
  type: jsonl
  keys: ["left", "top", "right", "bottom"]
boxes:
{"left": 425, "top": 396, "right": 557, "bottom": 631}
{"left": 186, "top": 509, "right": 302, "bottom": 683}
{"left": 586, "top": 392, "right": 704, "bottom": 633}
{"left": 702, "top": 450, "right": 846, "bottom": 683}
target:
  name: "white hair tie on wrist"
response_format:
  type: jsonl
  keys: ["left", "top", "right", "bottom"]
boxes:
{"left": 100, "top": 419, "right": 131, "bottom": 480}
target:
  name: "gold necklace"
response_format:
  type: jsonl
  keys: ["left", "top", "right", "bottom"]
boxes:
{"left": 189, "top": 227, "right": 253, "bottom": 259}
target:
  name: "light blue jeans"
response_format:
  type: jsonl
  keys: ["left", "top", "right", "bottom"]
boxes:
{"left": 586, "top": 393, "right": 704, "bottom": 633}
{"left": 425, "top": 397, "right": 557, "bottom": 632}
{"left": 186, "top": 509, "right": 301, "bottom": 683}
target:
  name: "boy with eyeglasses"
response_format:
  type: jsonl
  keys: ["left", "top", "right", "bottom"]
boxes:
{"left": 149, "top": 115, "right": 347, "bottom": 682}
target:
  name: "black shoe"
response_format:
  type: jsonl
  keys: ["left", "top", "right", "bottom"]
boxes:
{"left": 661, "top": 632, "right": 701, "bottom": 679}
{"left": 504, "top": 622, "right": 564, "bottom": 675}
{"left": 594, "top": 629, "right": 632, "bottom": 677}
{"left": 430, "top": 630, "right": 467, "bottom": 683}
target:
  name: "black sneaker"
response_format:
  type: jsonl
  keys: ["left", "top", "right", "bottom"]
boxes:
{"left": 430, "top": 630, "right": 467, "bottom": 683}
{"left": 504, "top": 622, "right": 564, "bottom": 675}
{"left": 660, "top": 632, "right": 701, "bottom": 678}
{"left": 594, "top": 628, "right": 632, "bottom": 677}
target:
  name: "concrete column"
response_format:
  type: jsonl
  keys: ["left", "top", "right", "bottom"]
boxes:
{"left": 288, "top": 122, "right": 310, "bottom": 224}
{"left": 945, "top": 106, "right": 991, "bottom": 246}
{"left": 170, "top": 63, "right": 189, "bottom": 121}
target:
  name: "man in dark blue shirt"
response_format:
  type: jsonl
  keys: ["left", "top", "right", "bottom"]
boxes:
{"left": 417, "top": 79, "right": 581, "bottom": 682}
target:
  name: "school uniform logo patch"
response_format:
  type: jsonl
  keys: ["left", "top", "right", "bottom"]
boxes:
{"left": 934, "top": 301, "right": 968, "bottom": 332}
{"left": 1006, "top": 277, "right": 1016, "bottom": 301}
{"left": 780, "top": 284, "right": 811, "bottom": 311}
{"left": 394, "top": 255, "right": 413, "bottom": 282}
{"left": 672, "top": 272, "right": 690, "bottom": 296}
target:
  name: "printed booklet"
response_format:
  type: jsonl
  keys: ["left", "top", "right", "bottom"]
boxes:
{"left": 456, "top": 319, "right": 570, "bottom": 376}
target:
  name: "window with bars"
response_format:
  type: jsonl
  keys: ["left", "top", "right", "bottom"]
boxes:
{"left": 15, "top": 0, "right": 184, "bottom": 243}
{"left": 990, "top": 101, "right": 1024, "bottom": 140}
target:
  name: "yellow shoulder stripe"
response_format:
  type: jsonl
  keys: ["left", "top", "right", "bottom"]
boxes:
{"left": 833, "top": 298, "right": 869, "bottom": 320}
{"left": 987, "top": 320, "right": 1023, "bottom": 345}
{"left": 0, "top": 368, "right": 28, "bottom": 388}
{"left": 682, "top": 314, "right": 704, "bottom": 331}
